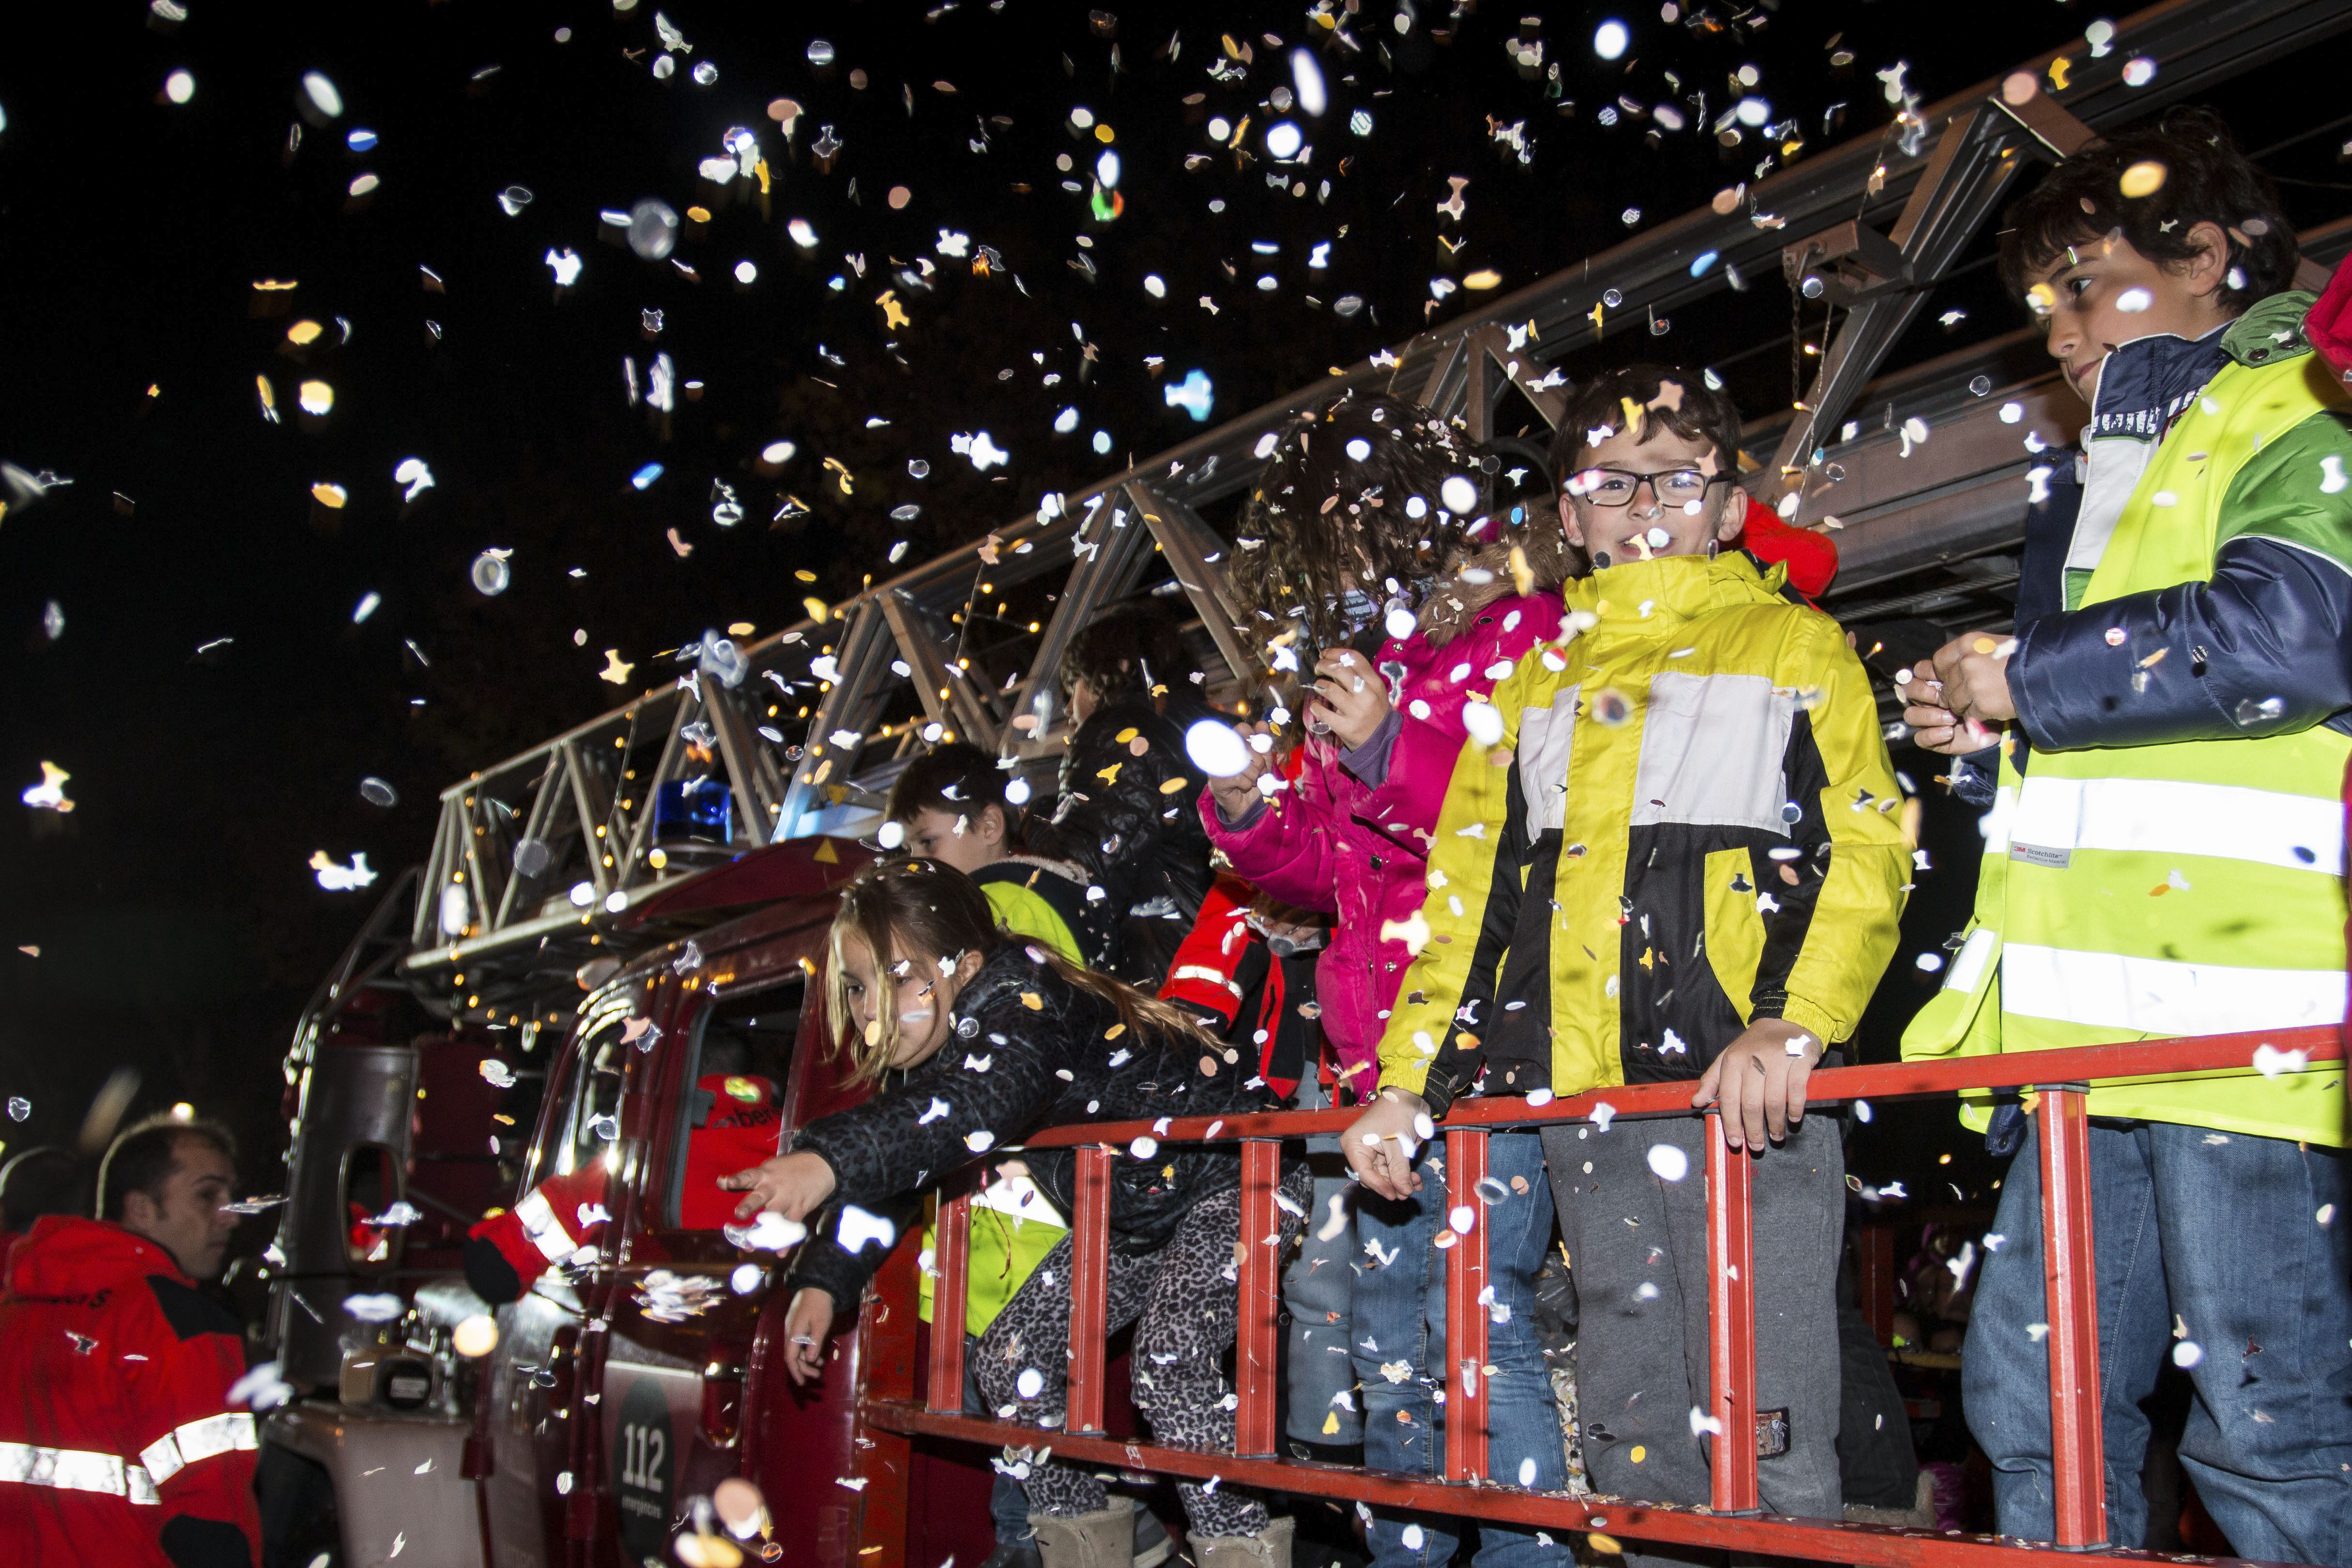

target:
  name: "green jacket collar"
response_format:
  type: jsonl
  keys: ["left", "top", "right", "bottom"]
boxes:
{"left": 1565, "top": 548, "right": 1792, "bottom": 636}
{"left": 2222, "top": 289, "right": 2318, "bottom": 369}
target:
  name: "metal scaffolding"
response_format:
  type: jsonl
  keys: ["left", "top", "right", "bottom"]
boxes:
{"left": 395, "top": 0, "right": 2352, "bottom": 1024}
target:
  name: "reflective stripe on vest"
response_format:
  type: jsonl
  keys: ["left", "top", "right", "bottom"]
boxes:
{"left": 2004, "top": 942, "right": 2349, "bottom": 1037}
{"left": 2005, "top": 774, "right": 2344, "bottom": 874}
{"left": 0, "top": 1440, "right": 162, "bottom": 1502}
{"left": 514, "top": 1188, "right": 577, "bottom": 1263}
{"left": 139, "top": 1411, "right": 258, "bottom": 1485}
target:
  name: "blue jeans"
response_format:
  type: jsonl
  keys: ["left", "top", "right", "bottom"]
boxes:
{"left": 1287, "top": 1072, "right": 1362, "bottom": 1446}
{"left": 1352, "top": 1129, "right": 1569, "bottom": 1568}
{"left": 1966, "top": 1117, "right": 2352, "bottom": 1562}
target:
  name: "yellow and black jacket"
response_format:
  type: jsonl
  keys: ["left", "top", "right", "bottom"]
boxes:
{"left": 1378, "top": 550, "right": 1910, "bottom": 1114}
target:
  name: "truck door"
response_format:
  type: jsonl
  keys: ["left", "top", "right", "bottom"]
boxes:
{"left": 598, "top": 972, "right": 804, "bottom": 1566}
{"left": 485, "top": 1005, "right": 636, "bottom": 1568}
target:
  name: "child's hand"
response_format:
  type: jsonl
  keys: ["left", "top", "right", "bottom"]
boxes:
{"left": 1309, "top": 650, "right": 1391, "bottom": 751}
{"left": 1205, "top": 722, "right": 1276, "bottom": 822}
{"left": 782, "top": 1287, "right": 835, "bottom": 1385}
{"left": 1898, "top": 660, "right": 2002, "bottom": 757}
{"left": 1690, "top": 1019, "right": 1824, "bottom": 1150}
{"left": 1342, "top": 1088, "right": 1430, "bottom": 1201}
{"left": 1928, "top": 632, "right": 2018, "bottom": 725}
{"left": 720, "top": 1150, "right": 837, "bottom": 1222}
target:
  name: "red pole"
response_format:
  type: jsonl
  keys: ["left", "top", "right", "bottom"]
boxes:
{"left": 925, "top": 1191, "right": 971, "bottom": 1413}
{"left": 1234, "top": 1139, "right": 1283, "bottom": 1457}
{"left": 1067, "top": 1145, "right": 1113, "bottom": 1436}
{"left": 2035, "top": 1085, "right": 2107, "bottom": 1549}
{"left": 1442, "top": 1127, "right": 1491, "bottom": 1483}
{"left": 1705, "top": 1111, "right": 1760, "bottom": 1515}
{"left": 1857, "top": 1222, "right": 1897, "bottom": 1349}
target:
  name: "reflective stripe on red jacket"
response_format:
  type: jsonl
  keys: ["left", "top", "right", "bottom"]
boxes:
{"left": 0, "top": 1216, "right": 259, "bottom": 1568}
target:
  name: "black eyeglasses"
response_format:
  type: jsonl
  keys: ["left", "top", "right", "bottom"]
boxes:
{"left": 1566, "top": 468, "right": 1732, "bottom": 508}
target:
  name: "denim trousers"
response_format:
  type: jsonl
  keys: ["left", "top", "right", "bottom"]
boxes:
{"left": 1287, "top": 1071, "right": 1363, "bottom": 1447}
{"left": 1352, "top": 1128, "right": 1570, "bottom": 1568}
{"left": 1965, "top": 1117, "right": 2352, "bottom": 1562}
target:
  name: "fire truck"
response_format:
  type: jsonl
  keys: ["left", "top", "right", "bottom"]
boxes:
{"left": 252, "top": 3, "right": 2352, "bottom": 1561}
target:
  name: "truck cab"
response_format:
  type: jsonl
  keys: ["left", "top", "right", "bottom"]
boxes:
{"left": 259, "top": 840, "right": 998, "bottom": 1568}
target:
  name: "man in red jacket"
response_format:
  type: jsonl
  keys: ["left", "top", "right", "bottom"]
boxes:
{"left": 0, "top": 1114, "right": 258, "bottom": 1568}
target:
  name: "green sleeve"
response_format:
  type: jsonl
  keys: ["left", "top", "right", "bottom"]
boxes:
{"left": 2214, "top": 406, "right": 2352, "bottom": 571}
{"left": 981, "top": 882, "right": 1082, "bottom": 964}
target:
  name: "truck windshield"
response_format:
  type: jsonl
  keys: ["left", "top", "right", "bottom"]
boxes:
{"left": 666, "top": 981, "right": 802, "bottom": 1228}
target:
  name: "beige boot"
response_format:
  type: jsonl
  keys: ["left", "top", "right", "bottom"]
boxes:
{"left": 1030, "top": 1500, "right": 1136, "bottom": 1568}
{"left": 1189, "top": 1516, "right": 1293, "bottom": 1568}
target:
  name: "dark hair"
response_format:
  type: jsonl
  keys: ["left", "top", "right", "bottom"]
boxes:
{"left": 885, "top": 742, "right": 1013, "bottom": 833}
{"left": 98, "top": 1117, "right": 236, "bottom": 1222}
{"left": 1233, "top": 392, "right": 1496, "bottom": 655}
{"left": 825, "top": 858, "right": 1210, "bottom": 1086}
{"left": 1550, "top": 364, "right": 1746, "bottom": 480}
{"left": 0, "top": 1147, "right": 84, "bottom": 1231}
{"left": 1996, "top": 106, "right": 2298, "bottom": 315}
{"left": 1059, "top": 596, "right": 1194, "bottom": 703}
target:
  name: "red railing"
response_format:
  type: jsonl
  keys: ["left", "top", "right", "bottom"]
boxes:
{"left": 865, "top": 1025, "right": 2342, "bottom": 1568}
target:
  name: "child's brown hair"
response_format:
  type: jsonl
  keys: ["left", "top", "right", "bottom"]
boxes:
{"left": 826, "top": 858, "right": 1214, "bottom": 1085}
{"left": 1996, "top": 106, "right": 2298, "bottom": 315}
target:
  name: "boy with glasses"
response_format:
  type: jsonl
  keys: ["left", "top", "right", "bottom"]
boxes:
{"left": 1350, "top": 363, "right": 1908, "bottom": 1566}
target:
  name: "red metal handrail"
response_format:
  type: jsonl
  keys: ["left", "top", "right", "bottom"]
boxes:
{"left": 868, "top": 1023, "right": 2342, "bottom": 1568}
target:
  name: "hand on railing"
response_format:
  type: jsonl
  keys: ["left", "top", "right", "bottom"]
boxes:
{"left": 720, "top": 1149, "right": 838, "bottom": 1222}
{"left": 1342, "top": 1087, "right": 1431, "bottom": 1201}
{"left": 1689, "top": 1019, "right": 1824, "bottom": 1151}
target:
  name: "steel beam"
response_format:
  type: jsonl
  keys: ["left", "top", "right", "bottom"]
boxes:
{"left": 877, "top": 588, "right": 1001, "bottom": 750}
{"left": 778, "top": 603, "right": 898, "bottom": 836}
{"left": 1122, "top": 482, "right": 1256, "bottom": 687}
{"left": 1001, "top": 495, "right": 1157, "bottom": 757}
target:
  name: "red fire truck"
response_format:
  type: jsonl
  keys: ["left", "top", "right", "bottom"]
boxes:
{"left": 259, "top": 835, "right": 1013, "bottom": 1568}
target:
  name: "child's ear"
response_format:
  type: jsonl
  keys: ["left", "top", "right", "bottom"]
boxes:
{"left": 955, "top": 948, "right": 986, "bottom": 988}
{"left": 1716, "top": 491, "right": 1750, "bottom": 543}
{"left": 980, "top": 803, "right": 1006, "bottom": 846}
{"left": 2179, "top": 220, "right": 2234, "bottom": 300}
{"left": 1554, "top": 492, "right": 1586, "bottom": 549}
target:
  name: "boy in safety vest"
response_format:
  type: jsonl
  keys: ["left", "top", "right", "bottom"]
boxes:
{"left": 1900, "top": 108, "right": 2352, "bottom": 1563}
{"left": 1350, "top": 364, "right": 1909, "bottom": 1563}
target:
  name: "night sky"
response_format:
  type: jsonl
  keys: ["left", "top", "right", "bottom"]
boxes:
{"left": 0, "top": 0, "right": 2172, "bottom": 1190}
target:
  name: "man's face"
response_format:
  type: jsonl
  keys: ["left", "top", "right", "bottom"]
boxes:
{"left": 1559, "top": 415, "right": 1741, "bottom": 564}
{"left": 2025, "top": 222, "right": 2233, "bottom": 405}
{"left": 902, "top": 804, "right": 1004, "bottom": 875}
{"left": 122, "top": 1137, "right": 239, "bottom": 1280}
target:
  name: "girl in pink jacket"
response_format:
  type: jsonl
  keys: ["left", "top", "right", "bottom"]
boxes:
{"left": 1201, "top": 396, "right": 1577, "bottom": 1568}
{"left": 1198, "top": 393, "right": 1566, "bottom": 1094}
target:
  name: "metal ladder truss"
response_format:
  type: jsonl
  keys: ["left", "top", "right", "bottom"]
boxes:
{"left": 398, "top": 0, "right": 2352, "bottom": 1011}
{"left": 884, "top": 1025, "right": 2342, "bottom": 1568}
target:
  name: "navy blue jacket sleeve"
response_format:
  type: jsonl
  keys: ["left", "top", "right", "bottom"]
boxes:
{"left": 2010, "top": 537, "right": 2352, "bottom": 750}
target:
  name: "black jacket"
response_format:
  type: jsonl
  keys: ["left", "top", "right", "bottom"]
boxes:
{"left": 782, "top": 942, "right": 1272, "bottom": 1307}
{"left": 1035, "top": 692, "right": 1220, "bottom": 982}
{"left": 1950, "top": 459, "right": 2352, "bottom": 805}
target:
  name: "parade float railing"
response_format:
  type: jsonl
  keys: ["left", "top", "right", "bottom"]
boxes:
{"left": 398, "top": 0, "right": 2352, "bottom": 1028}
{"left": 872, "top": 1025, "right": 2346, "bottom": 1568}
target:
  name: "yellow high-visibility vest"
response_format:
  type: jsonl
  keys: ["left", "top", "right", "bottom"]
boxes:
{"left": 1904, "top": 342, "right": 2352, "bottom": 1145}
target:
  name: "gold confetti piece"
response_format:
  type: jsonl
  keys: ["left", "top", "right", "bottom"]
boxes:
{"left": 2120, "top": 160, "right": 2168, "bottom": 198}
{"left": 599, "top": 649, "right": 636, "bottom": 685}
{"left": 1105, "top": 1023, "right": 1126, "bottom": 1039}
{"left": 1972, "top": 636, "right": 1998, "bottom": 655}
{"left": 311, "top": 482, "right": 348, "bottom": 508}
{"left": 2046, "top": 56, "right": 2072, "bottom": 91}
{"left": 1115, "top": 727, "right": 1140, "bottom": 744}
{"left": 795, "top": 568, "right": 818, "bottom": 582}
{"left": 1462, "top": 269, "right": 1502, "bottom": 290}
{"left": 1159, "top": 777, "right": 1191, "bottom": 795}
{"left": 1630, "top": 1445, "right": 1646, "bottom": 1463}
{"left": 1589, "top": 1534, "right": 1624, "bottom": 1556}
{"left": 1322, "top": 1410, "right": 1341, "bottom": 1435}
{"left": 1020, "top": 993, "right": 1043, "bottom": 1010}
{"left": 804, "top": 596, "right": 830, "bottom": 624}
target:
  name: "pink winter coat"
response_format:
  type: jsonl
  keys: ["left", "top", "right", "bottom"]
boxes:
{"left": 1200, "top": 584, "right": 1563, "bottom": 1094}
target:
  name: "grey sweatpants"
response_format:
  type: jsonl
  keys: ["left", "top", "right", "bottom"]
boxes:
{"left": 1541, "top": 1114, "right": 1843, "bottom": 1568}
